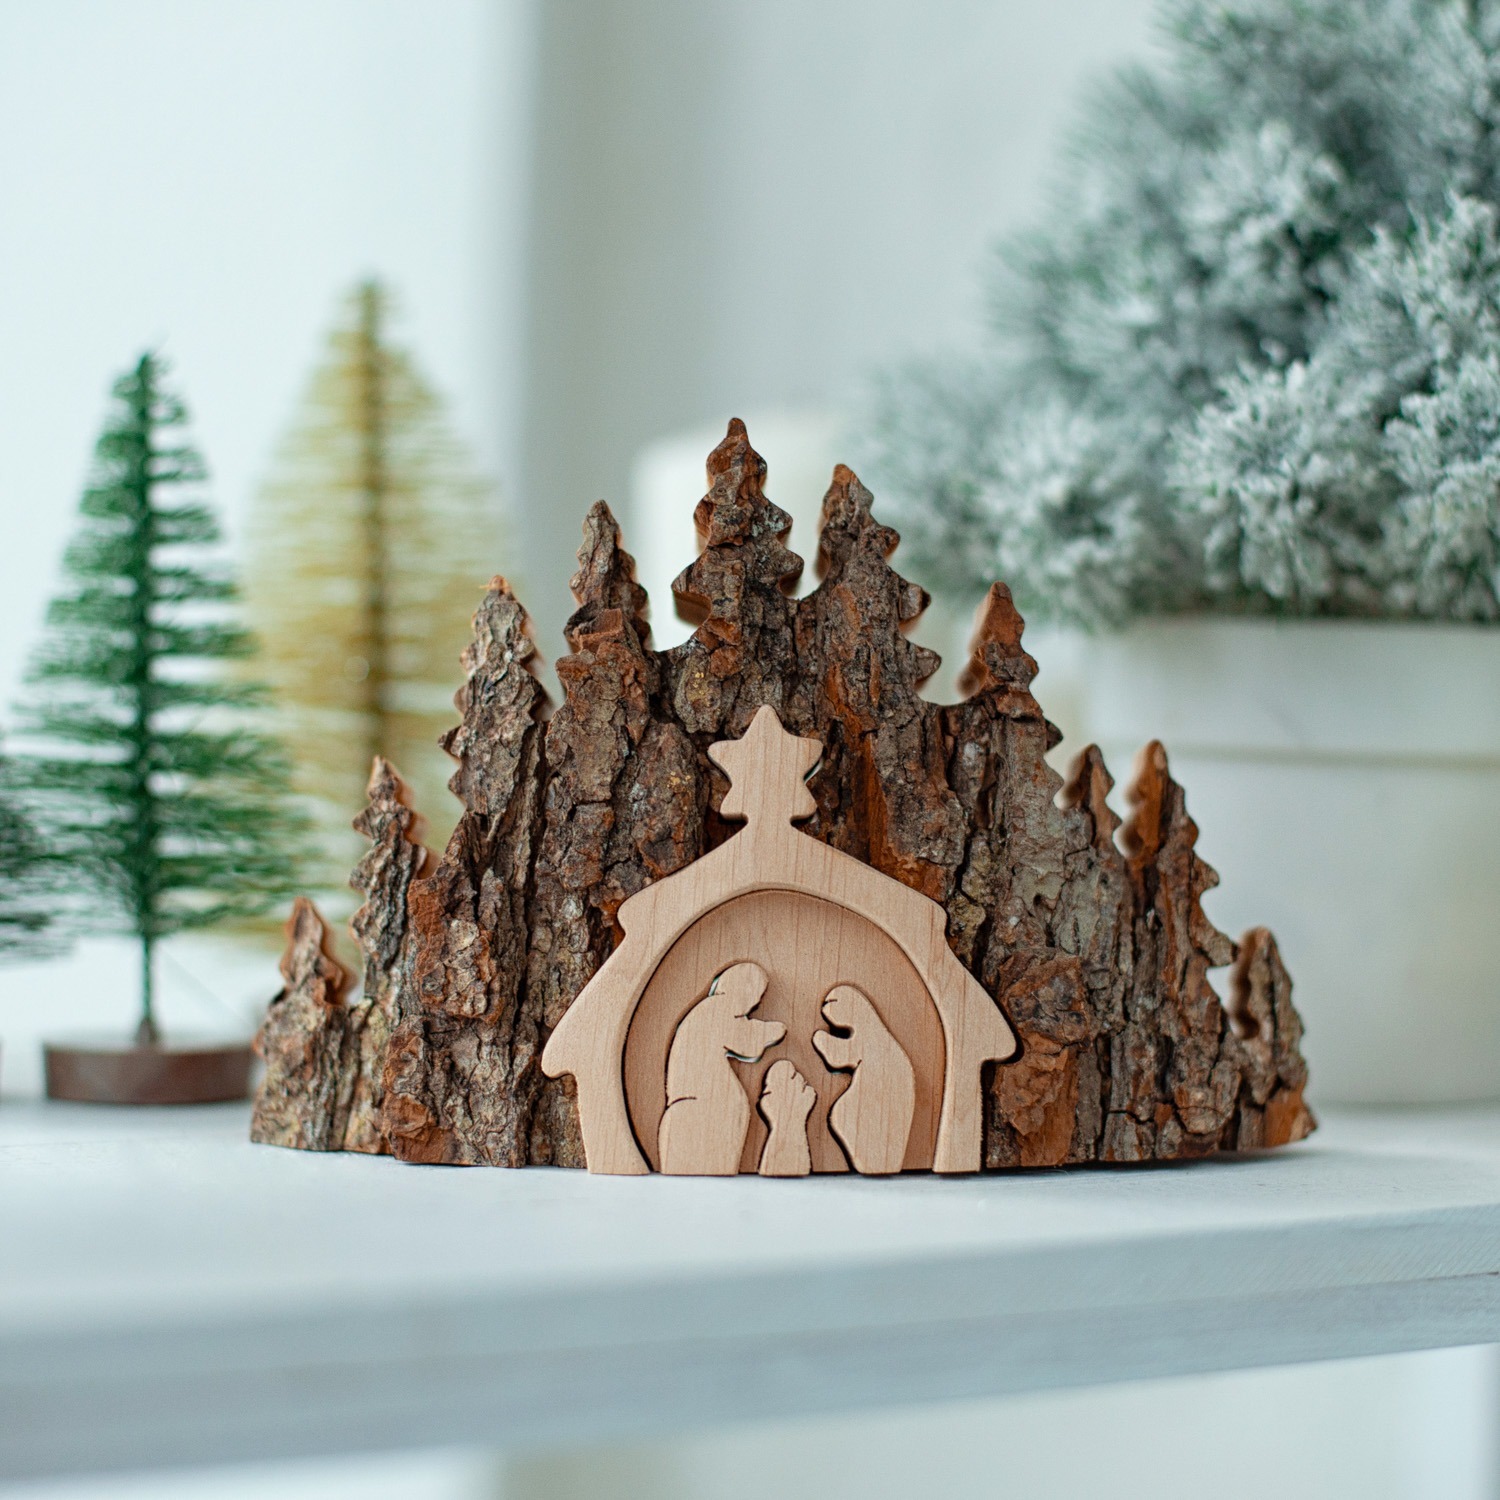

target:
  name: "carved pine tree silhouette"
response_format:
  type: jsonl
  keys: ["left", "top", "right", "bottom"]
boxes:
{"left": 253, "top": 419, "right": 1314, "bottom": 1169}
{"left": 380, "top": 578, "right": 551, "bottom": 1165}
{"left": 343, "top": 758, "right": 431, "bottom": 1154}
{"left": 251, "top": 898, "right": 358, "bottom": 1151}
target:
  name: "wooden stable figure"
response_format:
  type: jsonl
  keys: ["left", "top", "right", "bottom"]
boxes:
{"left": 542, "top": 705, "right": 1017, "bottom": 1175}
{"left": 251, "top": 419, "right": 1315, "bottom": 1174}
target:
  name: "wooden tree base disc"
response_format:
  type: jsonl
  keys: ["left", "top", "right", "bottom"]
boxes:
{"left": 44, "top": 1038, "right": 256, "bottom": 1105}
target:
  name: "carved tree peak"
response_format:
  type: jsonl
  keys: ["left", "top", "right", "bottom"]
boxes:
{"left": 672, "top": 419, "right": 803, "bottom": 624}
{"left": 812, "top": 463, "right": 939, "bottom": 688}
{"left": 957, "top": 583, "right": 1037, "bottom": 697}
{"left": 1059, "top": 743, "right": 1123, "bottom": 850}
{"left": 251, "top": 896, "right": 360, "bottom": 1153}
{"left": 816, "top": 465, "right": 895, "bottom": 579}
{"left": 1230, "top": 927, "right": 1286, "bottom": 1052}
{"left": 353, "top": 755, "right": 428, "bottom": 852}
{"left": 1228, "top": 925, "right": 1312, "bottom": 1138}
{"left": 1119, "top": 740, "right": 1177, "bottom": 869}
{"left": 697, "top": 418, "right": 784, "bottom": 543}
{"left": 279, "top": 896, "right": 351, "bottom": 1003}
{"left": 349, "top": 754, "right": 430, "bottom": 1001}
{"left": 441, "top": 576, "right": 551, "bottom": 818}
{"left": 566, "top": 500, "right": 649, "bottom": 651}
{"left": 463, "top": 575, "right": 544, "bottom": 677}
{"left": 955, "top": 582, "right": 1059, "bottom": 749}
{"left": 1121, "top": 739, "right": 1236, "bottom": 970}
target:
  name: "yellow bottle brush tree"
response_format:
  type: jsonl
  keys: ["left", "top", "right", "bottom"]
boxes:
{"left": 243, "top": 281, "right": 502, "bottom": 920}
{"left": 7, "top": 355, "right": 307, "bottom": 1041}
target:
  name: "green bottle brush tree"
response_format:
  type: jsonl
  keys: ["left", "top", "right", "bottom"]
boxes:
{"left": 0, "top": 771, "right": 54, "bottom": 962}
{"left": 9, "top": 353, "right": 306, "bottom": 1055}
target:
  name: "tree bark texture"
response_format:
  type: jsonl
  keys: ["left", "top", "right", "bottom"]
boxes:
{"left": 253, "top": 419, "right": 1314, "bottom": 1168}
{"left": 251, "top": 897, "right": 360, "bottom": 1151}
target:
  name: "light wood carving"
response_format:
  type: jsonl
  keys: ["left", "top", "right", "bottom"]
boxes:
{"left": 542, "top": 705, "right": 1017, "bottom": 1175}
{"left": 814, "top": 985, "right": 917, "bottom": 1176}
{"left": 658, "top": 962, "right": 786, "bottom": 1175}
{"left": 624, "top": 889, "right": 943, "bottom": 1174}
{"left": 757, "top": 1061, "right": 815, "bottom": 1177}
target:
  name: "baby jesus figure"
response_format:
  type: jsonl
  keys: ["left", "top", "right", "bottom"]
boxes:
{"left": 756, "top": 1060, "right": 816, "bottom": 1176}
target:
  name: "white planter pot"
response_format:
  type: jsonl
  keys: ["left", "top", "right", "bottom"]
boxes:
{"left": 1053, "top": 618, "right": 1500, "bottom": 1105}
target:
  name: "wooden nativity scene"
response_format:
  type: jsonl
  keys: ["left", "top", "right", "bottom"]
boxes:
{"left": 251, "top": 419, "right": 1314, "bottom": 1176}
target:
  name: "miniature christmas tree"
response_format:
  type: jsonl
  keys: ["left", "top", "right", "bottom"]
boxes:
{"left": 243, "top": 281, "right": 502, "bottom": 916}
{"left": 869, "top": 0, "right": 1500, "bottom": 625}
{"left": 9, "top": 354, "right": 305, "bottom": 1042}
{"left": 0, "top": 768, "right": 54, "bottom": 959}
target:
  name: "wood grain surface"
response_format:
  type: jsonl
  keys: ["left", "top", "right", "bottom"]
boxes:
{"left": 624, "top": 891, "right": 944, "bottom": 1173}
{"left": 816, "top": 985, "right": 918, "bottom": 1175}
{"left": 757, "top": 1061, "right": 816, "bottom": 1176}
{"left": 657, "top": 962, "right": 785, "bottom": 1175}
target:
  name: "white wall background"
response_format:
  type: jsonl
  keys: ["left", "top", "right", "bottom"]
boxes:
{"left": 0, "top": 0, "right": 1161, "bottom": 669}
{"left": 0, "top": 0, "right": 531, "bottom": 704}
{"left": 516, "top": 0, "right": 1163, "bottom": 651}
{"left": 0, "top": 5, "right": 1495, "bottom": 1500}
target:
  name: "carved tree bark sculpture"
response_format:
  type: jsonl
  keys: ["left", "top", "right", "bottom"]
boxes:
{"left": 253, "top": 759, "right": 429, "bottom": 1155}
{"left": 251, "top": 897, "right": 358, "bottom": 1151}
{"left": 252, "top": 419, "right": 1314, "bottom": 1169}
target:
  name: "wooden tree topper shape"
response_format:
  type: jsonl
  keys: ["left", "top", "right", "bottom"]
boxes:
{"left": 541, "top": 705, "right": 1018, "bottom": 1175}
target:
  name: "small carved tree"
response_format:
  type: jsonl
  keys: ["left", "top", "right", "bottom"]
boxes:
{"left": 1110, "top": 742, "right": 1239, "bottom": 1160}
{"left": 344, "top": 757, "right": 431, "bottom": 1153}
{"left": 253, "top": 760, "right": 432, "bottom": 1155}
{"left": 251, "top": 898, "right": 357, "bottom": 1151}
{"left": 381, "top": 580, "right": 551, "bottom": 1165}
{"left": 1226, "top": 926, "right": 1313, "bottom": 1149}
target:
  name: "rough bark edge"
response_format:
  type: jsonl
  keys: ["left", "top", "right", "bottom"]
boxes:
{"left": 250, "top": 897, "right": 359, "bottom": 1151}
{"left": 342, "top": 756, "right": 432, "bottom": 1154}
{"left": 381, "top": 577, "right": 551, "bottom": 1165}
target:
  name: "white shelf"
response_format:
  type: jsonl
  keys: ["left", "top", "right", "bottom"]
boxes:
{"left": 2, "top": 1102, "right": 1499, "bottom": 1481}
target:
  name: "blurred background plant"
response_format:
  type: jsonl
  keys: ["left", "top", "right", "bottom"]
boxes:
{"left": 0, "top": 765, "right": 54, "bottom": 961}
{"left": 4, "top": 355, "right": 307, "bottom": 1040}
{"left": 866, "top": 0, "right": 1500, "bottom": 627}
{"left": 242, "top": 281, "right": 501, "bottom": 927}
